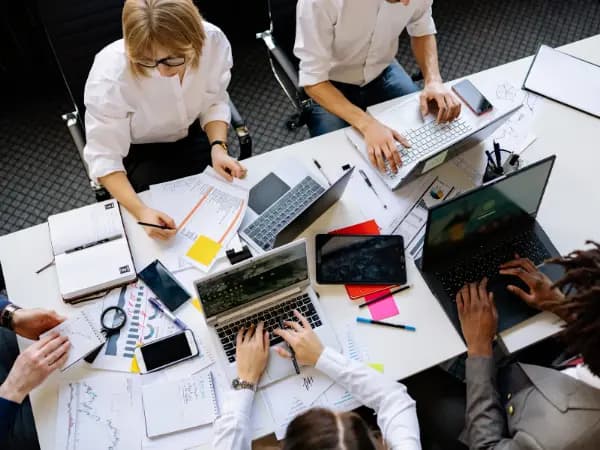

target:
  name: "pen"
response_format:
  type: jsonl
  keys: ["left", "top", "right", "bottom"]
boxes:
{"left": 64, "top": 234, "right": 123, "bottom": 254}
{"left": 356, "top": 317, "right": 416, "bottom": 331}
{"left": 137, "top": 221, "right": 175, "bottom": 230}
{"left": 485, "top": 150, "right": 497, "bottom": 170}
{"left": 493, "top": 141, "right": 502, "bottom": 169}
{"left": 148, "top": 296, "right": 188, "bottom": 330}
{"left": 358, "top": 169, "right": 388, "bottom": 209}
{"left": 358, "top": 285, "right": 412, "bottom": 308}
{"left": 312, "top": 159, "right": 333, "bottom": 186}
{"left": 278, "top": 318, "right": 300, "bottom": 374}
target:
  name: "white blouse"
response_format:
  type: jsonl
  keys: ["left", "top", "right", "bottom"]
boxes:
{"left": 82, "top": 21, "right": 232, "bottom": 180}
{"left": 294, "top": 0, "right": 436, "bottom": 87}
{"left": 213, "top": 347, "right": 421, "bottom": 450}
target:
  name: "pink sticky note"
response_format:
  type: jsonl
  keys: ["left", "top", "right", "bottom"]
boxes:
{"left": 367, "top": 291, "right": 399, "bottom": 320}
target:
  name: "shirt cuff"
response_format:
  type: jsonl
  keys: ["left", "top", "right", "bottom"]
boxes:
{"left": 315, "top": 347, "right": 350, "bottom": 378}
{"left": 407, "top": 16, "right": 437, "bottom": 37}
{"left": 220, "top": 388, "right": 255, "bottom": 419}
{"left": 298, "top": 70, "right": 329, "bottom": 88}
{"left": 88, "top": 158, "right": 126, "bottom": 181}
{"left": 200, "top": 103, "right": 231, "bottom": 130}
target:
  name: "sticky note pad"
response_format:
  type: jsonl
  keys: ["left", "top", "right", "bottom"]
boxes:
{"left": 368, "top": 363, "right": 384, "bottom": 373}
{"left": 191, "top": 298, "right": 203, "bottom": 313}
{"left": 186, "top": 235, "right": 221, "bottom": 266}
{"left": 367, "top": 291, "right": 399, "bottom": 320}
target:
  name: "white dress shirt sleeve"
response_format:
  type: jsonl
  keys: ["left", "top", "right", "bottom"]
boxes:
{"left": 316, "top": 347, "right": 421, "bottom": 450}
{"left": 406, "top": 0, "right": 437, "bottom": 37}
{"left": 83, "top": 76, "right": 132, "bottom": 181}
{"left": 294, "top": 0, "right": 337, "bottom": 87}
{"left": 198, "top": 26, "right": 233, "bottom": 129}
{"left": 213, "top": 388, "right": 255, "bottom": 450}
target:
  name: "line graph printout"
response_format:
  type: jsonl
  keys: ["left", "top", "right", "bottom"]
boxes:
{"left": 55, "top": 373, "right": 142, "bottom": 450}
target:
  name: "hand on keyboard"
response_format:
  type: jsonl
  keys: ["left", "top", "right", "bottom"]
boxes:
{"left": 358, "top": 116, "right": 409, "bottom": 174}
{"left": 419, "top": 81, "right": 462, "bottom": 123}
{"left": 273, "top": 310, "right": 324, "bottom": 366}
{"left": 235, "top": 322, "right": 269, "bottom": 384}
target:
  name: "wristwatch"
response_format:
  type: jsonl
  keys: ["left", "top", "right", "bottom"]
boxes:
{"left": 210, "top": 140, "right": 228, "bottom": 152}
{"left": 0, "top": 303, "right": 21, "bottom": 331}
{"left": 231, "top": 377, "right": 256, "bottom": 392}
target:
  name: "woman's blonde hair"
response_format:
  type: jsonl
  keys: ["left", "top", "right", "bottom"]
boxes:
{"left": 122, "top": 0, "right": 206, "bottom": 77}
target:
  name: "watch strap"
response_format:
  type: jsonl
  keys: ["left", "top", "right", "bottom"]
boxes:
{"left": 210, "top": 140, "right": 228, "bottom": 151}
{"left": 1, "top": 303, "right": 21, "bottom": 330}
{"left": 231, "top": 377, "right": 256, "bottom": 392}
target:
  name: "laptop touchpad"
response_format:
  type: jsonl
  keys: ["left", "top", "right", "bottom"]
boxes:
{"left": 487, "top": 274, "right": 537, "bottom": 332}
{"left": 249, "top": 173, "right": 290, "bottom": 214}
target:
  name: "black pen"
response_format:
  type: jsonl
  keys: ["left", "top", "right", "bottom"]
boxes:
{"left": 137, "top": 221, "right": 175, "bottom": 230}
{"left": 359, "top": 169, "right": 388, "bottom": 209}
{"left": 64, "top": 234, "right": 122, "bottom": 254}
{"left": 313, "top": 159, "right": 332, "bottom": 186}
{"left": 485, "top": 150, "right": 497, "bottom": 170}
{"left": 358, "top": 285, "right": 411, "bottom": 308}
{"left": 493, "top": 141, "right": 502, "bottom": 169}
{"left": 278, "top": 318, "right": 300, "bottom": 374}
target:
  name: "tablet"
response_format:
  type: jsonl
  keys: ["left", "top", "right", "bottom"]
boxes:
{"left": 315, "top": 234, "right": 406, "bottom": 285}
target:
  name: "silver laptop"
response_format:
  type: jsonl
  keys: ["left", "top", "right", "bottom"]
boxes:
{"left": 194, "top": 239, "right": 339, "bottom": 387}
{"left": 347, "top": 99, "right": 521, "bottom": 190}
{"left": 239, "top": 160, "right": 354, "bottom": 254}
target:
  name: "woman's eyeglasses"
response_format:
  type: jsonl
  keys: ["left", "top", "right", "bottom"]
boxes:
{"left": 135, "top": 56, "right": 186, "bottom": 68}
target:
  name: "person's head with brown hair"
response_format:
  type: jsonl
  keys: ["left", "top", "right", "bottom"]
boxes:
{"left": 122, "top": 0, "right": 206, "bottom": 79}
{"left": 282, "top": 408, "right": 383, "bottom": 450}
{"left": 551, "top": 241, "right": 600, "bottom": 376}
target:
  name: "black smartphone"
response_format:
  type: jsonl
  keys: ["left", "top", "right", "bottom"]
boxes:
{"left": 138, "top": 260, "right": 190, "bottom": 312}
{"left": 452, "top": 79, "right": 493, "bottom": 115}
{"left": 315, "top": 234, "right": 406, "bottom": 285}
{"left": 134, "top": 329, "right": 199, "bottom": 373}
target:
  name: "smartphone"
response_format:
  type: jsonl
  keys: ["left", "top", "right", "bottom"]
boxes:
{"left": 452, "top": 79, "right": 493, "bottom": 115}
{"left": 138, "top": 259, "right": 190, "bottom": 312}
{"left": 134, "top": 329, "right": 199, "bottom": 374}
{"left": 315, "top": 234, "right": 406, "bottom": 285}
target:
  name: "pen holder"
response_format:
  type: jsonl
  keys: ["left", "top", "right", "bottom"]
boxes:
{"left": 483, "top": 164, "right": 504, "bottom": 183}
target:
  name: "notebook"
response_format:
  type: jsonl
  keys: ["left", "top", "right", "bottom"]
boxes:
{"left": 48, "top": 199, "right": 136, "bottom": 302}
{"left": 41, "top": 309, "right": 105, "bottom": 371}
{"left": 523, "top": 45, "right": 600, "bottom": 118}
{"left": 142, "top": 371, "right": 219, "bottom": 438}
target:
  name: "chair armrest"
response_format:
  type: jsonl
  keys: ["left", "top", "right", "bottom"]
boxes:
{"left": 228, "top": 101, "right": 252, "bottom": 160}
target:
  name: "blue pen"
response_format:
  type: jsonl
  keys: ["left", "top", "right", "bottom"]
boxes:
{"left": 356, "top": 317, "right": 416, "bottom": 332}
{"left": 148, "top": 297, "right": 188, "bottom": 330}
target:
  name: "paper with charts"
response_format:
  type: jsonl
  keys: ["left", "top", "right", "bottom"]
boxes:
{"left": 148, "top": 171, "right": 248, "bottom": 272}
{"left": 89, "top": 281, "right": 213, "bottom": 373}
{"left": 55, "top": 373, "right": 142, "bottom": 450}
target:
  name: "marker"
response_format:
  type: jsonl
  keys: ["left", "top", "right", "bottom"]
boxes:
{"left": 278, "top": 318, "right": 301, "bottom": 374}
{"left": 148, "top": 297, "right": 188, "bottom": 330}
{"left": 358, "top": 169, "right": 388, "bottom": 209}
{"left": 358, "top": 285, "right": 412, "bottom": 308}
{"left": 64, "top": 234, "right": 123, "bottom": 254}
{"left": 313, "top": 159, "right": 333, "bottom": 186}
{"left": 356, "top": 317, "right": 416, "bottom": 332}
{"left": 137, "top": 221, "right": 175, "bottom": 230}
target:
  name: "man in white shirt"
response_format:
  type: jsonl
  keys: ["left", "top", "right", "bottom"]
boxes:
{"left": 295, "top": 0, "right": 461, "bottom": 174}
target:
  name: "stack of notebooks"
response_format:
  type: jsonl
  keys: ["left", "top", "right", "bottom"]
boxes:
{"left": 47, "top": 199, "right": 136, "bottom": 303}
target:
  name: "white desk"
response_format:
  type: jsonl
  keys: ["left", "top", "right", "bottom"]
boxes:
{"left": 1, "top": 34, "right": 599, "bottom": 449}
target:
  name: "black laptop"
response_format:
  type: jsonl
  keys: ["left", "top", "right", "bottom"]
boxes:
{"left": 417, "top": 155, "right": 560, "bottom": 336}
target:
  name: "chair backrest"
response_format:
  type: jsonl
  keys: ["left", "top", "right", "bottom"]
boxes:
{"left": 267, "top": 0, "right": 299, "bottom": 70}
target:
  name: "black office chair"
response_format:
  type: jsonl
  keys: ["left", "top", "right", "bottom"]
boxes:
{"left": 37, "top": 0, "right": 252, "bottom": 202}
{"left": 257, "top": 0, "right": 423, "bottom": 131}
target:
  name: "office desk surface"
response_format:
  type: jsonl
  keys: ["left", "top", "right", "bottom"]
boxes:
{"left": 1, "top": 34, "right": 599, "bottom": 450}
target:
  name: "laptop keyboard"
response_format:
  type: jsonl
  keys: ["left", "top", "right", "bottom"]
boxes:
{"left": 243, "top": 176, "right": 325, "bottom": 251}
{"left": 216, "top": 293, "right": 321, "bottom": 363}
{"left": 385, "top": 118, "right": 472, "bottom": 177}
{"left": 435, "top": 229, "right": 552, "bottom": 302}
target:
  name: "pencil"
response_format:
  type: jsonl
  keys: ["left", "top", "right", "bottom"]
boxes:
{"left": 279, "top": 318, "right": 301, "bottom": 374}
{"left": 356, "top": 317, "right": 416, "bottom": 331}
{"left": 358, "top": 285, "right": 411, "bottom": 308}
{"left": 137, "top": 221, "right": 174, "bottom": 230}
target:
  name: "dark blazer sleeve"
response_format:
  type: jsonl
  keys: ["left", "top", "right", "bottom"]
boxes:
{"left": 0, "top": 396, "right": 19, "bottom": 441}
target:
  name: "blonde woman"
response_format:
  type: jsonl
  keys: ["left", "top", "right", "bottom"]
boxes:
{"left": 83, "top": 0, "right": 246, "bottom": 240}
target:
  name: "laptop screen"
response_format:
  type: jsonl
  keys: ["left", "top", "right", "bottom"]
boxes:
{"left": 196, "top": 241, "right": 309, "bottom": 318}
{"left": 422, "top": 156, "right": 555, "bottom": 269}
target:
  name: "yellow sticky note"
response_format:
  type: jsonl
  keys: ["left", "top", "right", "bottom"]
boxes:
{"left": 191, "top": 297, "right": 203, "bottom": 313}
{"left": 186, "top": 235, "right": 221, "bottom": 266}
{"left": 368, "top": 363, "right": 384, "bottom": 373}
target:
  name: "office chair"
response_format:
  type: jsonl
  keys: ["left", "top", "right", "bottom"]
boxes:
{"left": 37, "top": 0, "right": 252, "bottom": 202}
{"left": 257, "top": 0, "right": 423, "bottom": 131}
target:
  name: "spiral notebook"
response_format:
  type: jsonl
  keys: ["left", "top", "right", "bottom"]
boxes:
{"left": 142, "top": 371, "right": 219, "bottom": 438}
{"left": 40, "top": 309, "right": 105, "bottom": 371}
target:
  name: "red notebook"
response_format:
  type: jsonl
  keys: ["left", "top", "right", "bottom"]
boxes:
{"left": 330, "top": 220, "right": 395, "bottom": 300}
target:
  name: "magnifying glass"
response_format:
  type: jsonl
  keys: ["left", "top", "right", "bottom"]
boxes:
{"left": 84, "top": 306, "right": 127, "bottom": 363}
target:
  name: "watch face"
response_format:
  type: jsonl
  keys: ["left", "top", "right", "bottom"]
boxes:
{"left": 232, "top": 378, "right": 240, "bottom": 389}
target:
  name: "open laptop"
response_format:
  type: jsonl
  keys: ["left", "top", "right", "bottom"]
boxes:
{"left": 239, "top": 160, "right": 354, "bottom": 253}
{"left": 194, "top": 239, "right": 339, "bottom": 387}
{"left": 417, "top": 155, "right": 560, "bottom": 336}
{"left": 347, "top": 98, "right": 521, "bottom": 190}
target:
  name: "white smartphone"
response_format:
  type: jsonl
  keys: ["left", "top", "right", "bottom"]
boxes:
{"left": 134, "top": 329, "right": 199, "bottom": 374}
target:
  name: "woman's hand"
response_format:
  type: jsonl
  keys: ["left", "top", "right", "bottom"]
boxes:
{"left": 273, "top": 310, "right": 324, "bottom": 366}
{"left": 211, "top": 146, "right": 247, "bottom": 182}
{"left": 0, "top": 333, "right": 70, "bottom": 404}
{"left": 235, "top": 322, "right": 269, "bottom": 384}
{"left": 137, "top": 207, "right": 176, "bottom": 240}
{"left": 12, "top": 308, "right": 65, "bottom": 340}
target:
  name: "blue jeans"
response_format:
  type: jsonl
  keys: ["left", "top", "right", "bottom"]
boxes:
{"left": 306, "top": 62, "right": 419, "bottom": 137}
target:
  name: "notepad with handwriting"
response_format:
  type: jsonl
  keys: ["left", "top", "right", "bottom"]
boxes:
{"left": 142, "top": 371, "right": 219, "bottom": 438}
{"left": 47, "top": 199, "right": 136, "bottom": 302}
